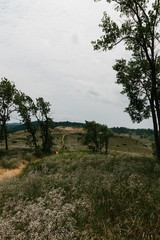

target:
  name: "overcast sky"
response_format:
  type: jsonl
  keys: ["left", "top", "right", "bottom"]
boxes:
{"left": 0, "top": 0, "right": 153, "bottom": 129}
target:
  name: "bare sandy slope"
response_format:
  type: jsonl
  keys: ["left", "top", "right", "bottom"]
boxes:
{"left": 0, "top": 164, "right": 26, "bottom": 181}
{"left": 56, "top": 126, "right": 84, "bottom": 131}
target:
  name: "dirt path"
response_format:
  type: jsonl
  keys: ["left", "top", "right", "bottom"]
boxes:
{"left": 0, "top": 153, "right": 58, "bottom": 181}
{"left": 61, "top": 134, "right": 67, "bottom": 148}
{"left": 0, "top": 163, "right": 26, "bottom": 181}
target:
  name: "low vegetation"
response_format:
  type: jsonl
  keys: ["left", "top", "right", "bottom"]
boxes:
{"left": 0, "top": 78, "right": 54, "bottom": 155}
{"left": 0, "top": 126, "right": 159, "bottom": 239}
{"left": 0, "top": 150, "right": 160, "bottom": 239}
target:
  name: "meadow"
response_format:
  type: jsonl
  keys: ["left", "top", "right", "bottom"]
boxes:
{"left": 0, "top": 127, "right": 160, "bottom": 239}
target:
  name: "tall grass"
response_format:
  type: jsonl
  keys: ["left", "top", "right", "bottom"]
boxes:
{"left": 0, "top": 148, "right": 32, "bottom": 169}
{"left": 0, "top": 150, "right": 160, "bottom": 239}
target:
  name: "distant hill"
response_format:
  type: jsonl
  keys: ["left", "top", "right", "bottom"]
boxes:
{"left": 111, "top": 127, "right": 154, "bottom": 139}
{"left": 7, "top": 121, "right": 84, "bottom": 133}
{"left": 6, "top": 122, "right": 154, "bottom": 139}
{"left": 53, "top": 121, "right": 84, "bottom": 128}
{"left": 7, "top": 123, "right": 25, "bottom": 133}
{"left": 7, "top": 123, "right": 21, "bottom": 126}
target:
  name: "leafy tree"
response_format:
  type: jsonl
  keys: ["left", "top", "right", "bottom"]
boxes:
{"left": 83, "top": 121, "right": 113, "bottom": 153}
{"left": 15, "top": 93, "right": 53, "bottom": 155}
{"left": 92, "top": 0, "right": 160, "bottom": 161}
{"left": 99, "top": 124, "right": 113, "bottom": 154}
{"left": 0, "top": 78, "right": 17, "bottom": 150}
{"left": 83, "top": 121, "right": 99, "bottom": 151}
{"left": 14, "top": 91, "right": 39, "bottom": 150}
{"left": 34, "top": 97, "right": 54, "bottom": 155}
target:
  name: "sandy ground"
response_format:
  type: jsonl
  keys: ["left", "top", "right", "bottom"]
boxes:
{"left": 56, "top": 126, "right": 84, "bottom": 131}
{"left": 0, "top": 153, "right": 59, "bottom": 181}
{"left": 0, "top": 164, "right": 26, "bottom": 181}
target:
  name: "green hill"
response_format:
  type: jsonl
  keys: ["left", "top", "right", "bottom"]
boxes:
{"left": 7, "top": 122, "right": 154, "bottom": 139}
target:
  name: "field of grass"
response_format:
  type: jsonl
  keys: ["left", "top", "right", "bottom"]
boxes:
{"left": 0, "top": 127, "right": 159, "bottom": 239}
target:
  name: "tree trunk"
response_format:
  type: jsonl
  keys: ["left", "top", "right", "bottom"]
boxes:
{"left": 151, "top": 64, "right": 160, "bottom": 134}
{"left": 0, "top": 125, "right": 3, "bottom": 142}
{"left": 4, "top": 124, "right": 8, "bottom": 151}
{"left": 26, "top": 122, "right": 38, "bottom": 149}
{"left": 150, "top": 98, "right": 160, "bottom": 161}
{"left": 150, "top": 64, "right": 160, "bottom": 161}
{"left": 105, "top": 139, "right": 109, "bottom": 154}
{"left": 31, "top": 131, "right": 38, "bottom": 149}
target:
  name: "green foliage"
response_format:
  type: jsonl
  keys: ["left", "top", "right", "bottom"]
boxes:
{"left": 35, "top": 97, "right": 54, "bottom": 154}
{"left": 111, "top": 127, "right": 154, "bottom": 139}
{"left": 14, "top": 93, "right": 54, "bottom": 155}
{"left": 0, "top": 78, "right": 17, "bottom": 150}
{"left": 113, "top": 58, "right": 151, "bottom": 123}
{"left": 0, "top": 79, "right": 54, "bottom": 156}
{"left": 83, "top": 121, "right": 113, "bottom": 153}
{"left": 14, "top": 91, "right": 39, "bottom": 150}
{"left": 92, "top": 0, "right": 160, "bottom": 160}
{"left": 53, "top": 121, "right": 84, "bottom": 128}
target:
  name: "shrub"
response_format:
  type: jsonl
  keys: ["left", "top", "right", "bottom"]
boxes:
{"left": 0, "top": 188, "right": 84, "bottom": 240}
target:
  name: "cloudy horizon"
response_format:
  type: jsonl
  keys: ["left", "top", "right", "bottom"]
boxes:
{"left": 0, "top": 0, "right": 153, "bottom": 129}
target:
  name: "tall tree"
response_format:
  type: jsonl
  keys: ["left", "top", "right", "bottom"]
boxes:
{"left": 0, "top": 78, "right": 17, "bottom": 150}
{"left": 34, "top": 97, "right": 54, "bottom": 154}
{"left": 14, "top": 91, "right": 38, "bottom": 150}
{"left": 83, "top": 120, "right": 113, "bottom": 153}
{"left": 92, "top": 0, "right": 160, "bottom": 160}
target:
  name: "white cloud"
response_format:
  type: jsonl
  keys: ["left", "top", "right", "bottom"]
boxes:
{"left": 0, "top": 0, "right": 153, "bottom": 129}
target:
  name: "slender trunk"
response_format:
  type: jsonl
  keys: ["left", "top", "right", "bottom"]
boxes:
{"left": 152, "top": 64, "right": 160, "bottom": 132}
{"left": 31, "top": 131, "right": 38, "bottom": 149}
{"left": 26, "top": 121, "right": 38, "bottom": 149}
{"left": 150, "top": 62, "right": 160, "bottom": 161}
{"left": 105, "top": 138, "right": 109, "bottom": 154}
{"left": 150, "top": 98, "right": 160, "bottom": 161}
{"left": 154, "top": 89, "right": 160, "bottom": 130}
{"left": 94, "top": 129, "right": 99, "bottom": 151}
{"left": 4, "top": 124, "right": 8, "bottom": 151}
{"left": 0, "top": 125, "right": 3, "bottom": 142}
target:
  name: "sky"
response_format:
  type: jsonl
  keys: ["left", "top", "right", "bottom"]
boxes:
{"left": 0, "top": 0, "right": 153, "bottom": 129}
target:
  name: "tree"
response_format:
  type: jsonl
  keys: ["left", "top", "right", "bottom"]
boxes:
{"left": 14, "top": 91, "right": 39, "bottom": 150}
{"left": 99, "top": 124, "right": 113, "bottom": 154}
{"left": 34, "top": 97, "right": 54, "bottom": 155}
{"left": 83, "top": 121, "right": 113, "bottom": 153}
{"left": 83, "top": 121, "right": 99, "bottom": 151}
{"left": 92, "top": 0, "right": 160, "bottom": 160}
{"left": 0, "top": 124, "right": 4, "bottom": 148}
{"left": 15, "top": 93, "right": 54, "bottom": 155}
{"left": 0, "top": 78, "right": 17, "bottom": 150}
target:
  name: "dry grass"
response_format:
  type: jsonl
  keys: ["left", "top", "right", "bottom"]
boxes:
{"left": 108, "top": 135, "right": 152, "bottom": 157}
{"left": 0, "top": 127, "right": 158, "bottom": 239}
{"left": 0, "top": 128, "right": 152, "bottom": 173}
{"left": 0, "top": 163, "right": 26, "bottom": 181}
{"left": 0, "top": 150, "right": 159, "bottom": 239}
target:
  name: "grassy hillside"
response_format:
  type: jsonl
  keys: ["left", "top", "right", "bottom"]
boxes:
{"left": 0, "top": 127, "right": 159, "bottom": 239}
{"left": 6, "top": 121, "right": 84, "bottom": 133}
{"left": 0, "top": 126, "right": 152, "bottom": 168}
{"left": 6, "top": 122, "right": 154, "bottom": 140}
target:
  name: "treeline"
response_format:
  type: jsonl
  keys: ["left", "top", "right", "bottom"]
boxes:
{"left": 7, "top": 122, "right": 154, "bottom": 140}
{"left": 7, "top": 121, "right": 84, "bottom": 133}
{"left": 111, "top": 127, "right": 154, "bottom": 139}
{"left": 0, "top": 78, "right": 53, "bottom": 155}
{"left": 54, "top": 121, "right": 84, "bottom": 128}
